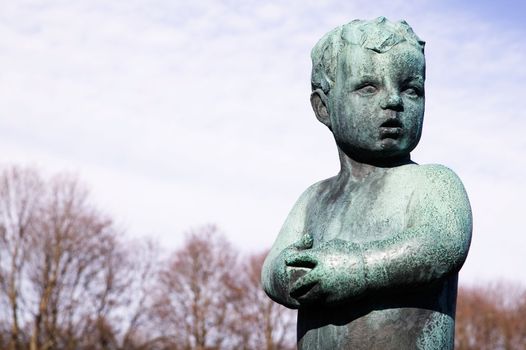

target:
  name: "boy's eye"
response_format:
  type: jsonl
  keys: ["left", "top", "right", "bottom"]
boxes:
{"left": 403, "top": 87, "right": 421, "bottom": 97}
{"left": 356, "top": 85, "right": 377, "bottom": 95}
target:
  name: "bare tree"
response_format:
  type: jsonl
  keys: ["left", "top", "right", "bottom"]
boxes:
{"left": 149, "top": 225, "right": 244, "bottom": 350}
{"left": 233, "top": 251, "right": 296, "bottom": 350}
{"left": 0, "top": 166, "right": 44, "bottom": 350}
{"left": 0, "top": 165, "right": 156, "bottom": 350}
{"left": 23, "top": 172, "right": 123, "bottom": 350}
{"left": 116, "top": 239, "right": 161, "bottom": 350}
{"left": 62, "top": 237, "right": 160, "bottom": 350}
{"left": 456, "top": 281, "right": 526, "bottom": 350}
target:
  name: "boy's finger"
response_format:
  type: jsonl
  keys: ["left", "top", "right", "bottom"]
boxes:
{"left": 286, "top": 252, "right": 317, "bottom": 268}
{"left": 289, "top": 271, "right": 318, "bottom": 299}
{"left": 294, "top": 233, "right": 313, "bottom": 250}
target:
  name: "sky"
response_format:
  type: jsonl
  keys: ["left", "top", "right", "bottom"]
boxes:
{"left": 0, "top": 0, "right": 525, "bottom": 285}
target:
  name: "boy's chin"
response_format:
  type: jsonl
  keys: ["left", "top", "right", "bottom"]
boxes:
{"left": 342, "top": 144, "right": 414, "bottom": 165}
{"left": 380, "top": 137, "right": 402, "bottom": 149}
{"left": 378, "top": 138, "right": 418, "bottom": 158}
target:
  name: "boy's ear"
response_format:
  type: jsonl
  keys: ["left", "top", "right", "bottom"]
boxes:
{"left": 310, "top": 89, "right": 331, "bottom": 129}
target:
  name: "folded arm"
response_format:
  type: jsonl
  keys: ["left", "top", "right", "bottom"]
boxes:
{"left": 287, "top": 166, "right": 472, "bottom": 305}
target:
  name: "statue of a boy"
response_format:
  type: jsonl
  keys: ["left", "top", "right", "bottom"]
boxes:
{"left": 262, "top": 17, "right": 472, "bottom": 349}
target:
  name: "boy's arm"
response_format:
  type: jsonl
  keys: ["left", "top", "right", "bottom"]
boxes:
{"left": 287, "top": 165, "right": 472, "bottom": 305}
{"left": 261, "top": 185, "right": 318, "bottom": 309}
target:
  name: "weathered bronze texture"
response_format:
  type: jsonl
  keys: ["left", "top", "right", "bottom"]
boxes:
{"left": 262, "top": 17, "right": 472, "bottom": 349}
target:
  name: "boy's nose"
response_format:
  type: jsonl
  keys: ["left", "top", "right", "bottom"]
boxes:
{"left": 380, "top": 93, "right": 403, "bottom": 111}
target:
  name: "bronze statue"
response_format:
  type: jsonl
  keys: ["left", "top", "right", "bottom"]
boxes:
{"left": 262, "top": 17, "right": 472, "bottom": 349}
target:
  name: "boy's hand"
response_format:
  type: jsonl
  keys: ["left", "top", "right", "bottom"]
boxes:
{"left": 285, "top": 239, "right": 366, "bottom": 305}
{"left": 269, "top": 233, "right": 314, "bottom": 308}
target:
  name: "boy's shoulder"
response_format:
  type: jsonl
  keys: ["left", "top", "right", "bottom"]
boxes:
{"left": 390, "top": 163, "right": 463, "bottom": 185}
{"left": 287, "top": 176, "right": 341, "bottom": 212}
{"left": 295, "top": 177, "right": 335, "bottom": 203}
{"left": 388, "top": 163, "right": 468, "bottom": 201}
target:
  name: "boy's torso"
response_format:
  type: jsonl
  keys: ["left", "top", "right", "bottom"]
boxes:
{"left": 296, "top": 164, "right": 456, "bottom": 350}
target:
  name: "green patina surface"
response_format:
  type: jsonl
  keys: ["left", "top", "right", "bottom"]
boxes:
{"left": 262, "top": 17, "right": 472, "bottom": 349}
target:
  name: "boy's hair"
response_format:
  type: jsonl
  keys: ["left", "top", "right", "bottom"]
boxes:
{"left": 311, "top": 17, "right": 425, "bottom": 95}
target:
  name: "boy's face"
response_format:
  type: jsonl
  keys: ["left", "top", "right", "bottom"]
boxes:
{"left": 328, "top": 42, "right": 425, "bottom": 161}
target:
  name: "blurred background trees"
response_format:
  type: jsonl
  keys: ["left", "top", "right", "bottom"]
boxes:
{"left": 0, "top": 165, "right": 524, "bottom": 349}
{"left": 0, "top": 166, "right": 295, "bottom": 350}
{"left": 455, "top": 282, "right": 526, "bottom": 350}
{"left": 0, "top": 166, "right": 157, "bottom": 350}
{"left": 147, "top": 226, "right": 295, "bottom": 350}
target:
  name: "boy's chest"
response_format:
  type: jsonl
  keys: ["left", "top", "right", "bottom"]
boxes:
{"left": 306, "top": 180, "right": 417, "bottom": 244}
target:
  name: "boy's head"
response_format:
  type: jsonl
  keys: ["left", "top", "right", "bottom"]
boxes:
{"left": 310, "top": 17, "right": 426, "bottom": 163}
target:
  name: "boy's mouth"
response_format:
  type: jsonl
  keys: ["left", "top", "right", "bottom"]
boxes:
{"left": 379, "top": 119, "right": 403, "bottom": 139}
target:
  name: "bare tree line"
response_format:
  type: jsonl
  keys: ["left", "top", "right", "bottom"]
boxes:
{"left": 0, "top": 166, "right": 294, "bottom": 350}
{"left": 0, "top": 165, "right": 524, "bottom": 349}
{"left": 455, "top": 282, "right": 526, "bottom": 349}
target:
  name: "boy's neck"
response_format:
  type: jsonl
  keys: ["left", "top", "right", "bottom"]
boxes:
{"left": 337, "top": 148, "right": 414, "bottom": 182}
